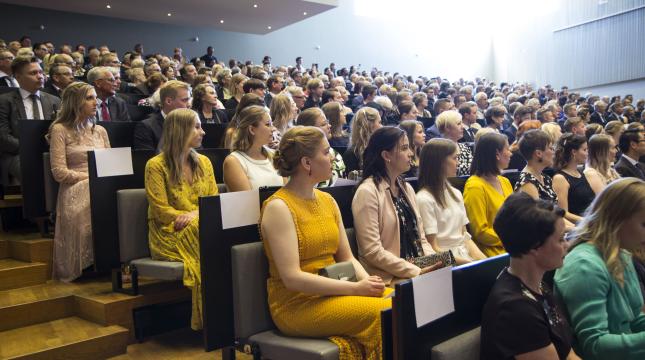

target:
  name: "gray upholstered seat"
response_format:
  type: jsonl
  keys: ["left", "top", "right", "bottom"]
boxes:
{"left": 117, "top": 189, "right": 183, "bottom": 280}
{"left": 431, "top": 327, "right": 480, "bottom": 360}
{"left": 231, "top": 242, "right": 338, "bottom": 360}
{"left": 42, "top": 152, "right": 59, "bottom": 213}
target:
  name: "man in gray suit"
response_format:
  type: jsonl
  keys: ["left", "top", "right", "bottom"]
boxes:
{"left": 87, "top": 66, "right": 130, "bottom": 122}
{"left": 0, "top": 56, "right": 60, "bottom": 184}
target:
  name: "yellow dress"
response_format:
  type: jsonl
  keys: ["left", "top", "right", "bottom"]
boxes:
{"left": 144, "top": 153, "right": 218, "bottom": 330}
{"left": 261, "top": 188, "right": 392, "bottom": 360}
{"left": 463, "top": 175, "right": 512, "bottom": 257}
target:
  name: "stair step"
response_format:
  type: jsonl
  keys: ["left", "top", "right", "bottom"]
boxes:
{"left": 9, "top": 238, "right": 53, "bottom": 264}
{"left": 0, "top": 316, "right": 128, "bottom": 360}
{"left": 0, "top": 259, "right": 48, "bottom": 291}
{"left": 0, "top": 239, "right": 8, "bottom": 259}
{"left": 0, "top": 296, "right": 75, "bottom": 332}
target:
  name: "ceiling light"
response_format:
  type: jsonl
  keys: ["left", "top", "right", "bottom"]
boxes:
{"left": 267, "top": 26, "right": 272, "bottom": 29}
{"left": 167, "top": 13, "right": 172, "bottom": 16}
{"left": 303, "top": 11, "right": 307, "bottom": 15}
{"left": 106, "top": 4, "right": 111, "bottom": 8}
{"left": 220, "top": 19, "right": 224, "bottom": 23}
{"left": 253, "top": 4, "right": 258, "bottom": 8}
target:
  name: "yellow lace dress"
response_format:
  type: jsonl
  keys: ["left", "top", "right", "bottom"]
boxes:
{"left": 261, "top": 188, "right": 392, "bottom": 360}
{"left": 144, "top": 153, "right": 218, "bottom": 330}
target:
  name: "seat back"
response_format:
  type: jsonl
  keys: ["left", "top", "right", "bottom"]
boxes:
{"left": 42, "top": 152, "right": 59, "bottom": 212}
{"left": 345, "top": 228, "right": 358, "bottom": 258}
{"left": 430, "top": 327, "right": 480, "bottom": 360}
{"left": 231, "top": 242, "right": 274, "bottom": 339}
{"left": 116, "top": 189, "right": 150, "bottom": 262}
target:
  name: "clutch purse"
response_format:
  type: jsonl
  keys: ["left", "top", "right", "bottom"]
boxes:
{"left": 409, "top": 250, "right": 456, "bottom": 269}
{"left": 319, "top": 261, "right": 357, "bottom": 282}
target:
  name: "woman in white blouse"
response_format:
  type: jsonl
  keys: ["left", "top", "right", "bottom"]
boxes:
{"left": 416, "top": 138, "right": 486, "bottom": 264}
{"left": 223, "top": 105, "right": 285, "bottom": 192}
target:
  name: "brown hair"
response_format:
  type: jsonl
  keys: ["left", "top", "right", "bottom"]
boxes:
{"left": 160, "top": 108, "right": 204, "bottom": 185}
{"left": 418, "top": 138, "right": 459, "bottom": 209}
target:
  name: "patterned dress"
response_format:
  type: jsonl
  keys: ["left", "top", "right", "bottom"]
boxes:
{"left": 515, "top": 171, "right": 558, "bottom": 203}
{"left": 145, "top": 153, "right": 218, "bottom": 330}
{"left": 261, "top": 188, "right": 392, "bottom": 359}
{"left": 457, "top": 142, "right": 473, "bottom": 177}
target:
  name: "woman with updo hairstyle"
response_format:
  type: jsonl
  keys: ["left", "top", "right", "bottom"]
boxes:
{"left": 555, "top": 178, "right": 645, "bottom": 360}
{"left": 222, "top": 93, "right": 266, "bottom": 149}
{"left": 584, "top": 134, "right": 620, "bottom": 194}
{"left": 343, "top": 106, "right": 383, "bottom": 173}
{"left": 296, "top": 107, "right": 346, "bottom": 187}
{"left": 223, "top": 105, "right": 284, "bottom": 192}
{"left": 507, "top": 120, "right": 542, "bottom": 171}
{"left": 585, "top": 123, "right": 604, "bottom": 140}
{"left": 192, "top": 83, "right": 227, "bottom": 124}
{"left": 416, "top": 139, "right": 486, "bottom": 264}
{"left": 552, "top": 133, "right": 595, "bottom": 217}
{"left": 435, "top": 110, "right": 474, "bottom": 177}
{"left": 269, "top": 93, "right": 297, "bottom": 140}
{"left": 322, "top": 101, "right": 349, "bottom": 147}
{"left": 145, "top": 108, "right": 218, "bottom": 330}
{"left": 398, "top": 120, "right": 425, "bottom": 178}
{"left": 481, "top": 192, "right": 578, "bottom": 360}
{"left": 604, "top": 120, "right": 624, "bottom": 150}
{"left": 261, "top": 126, "right": 392, "bottom": 359}
{"left": 352, "top": 127, "right": 439, "bottom": 284}
{"left": 48, "top": 82, "right": 111, "bottom": 282}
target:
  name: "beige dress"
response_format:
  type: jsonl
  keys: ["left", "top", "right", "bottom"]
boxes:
{"left": 49, "top": 123, "right": 110, "bottom": 282}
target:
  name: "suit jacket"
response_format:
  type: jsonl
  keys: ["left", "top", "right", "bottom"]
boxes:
{"left": 590, "top": 111, "right": 605, "bottom": 125}
{"left": 96, "top": 96, "right": 131, "bottom": 122}
{"left": 133, "top": 111, "right": 163, "bottom": 150}
{"left": 130, "top": 83, "right": 152, "bottom": 97}
{"left": 425, "top": 124, "right": 441, "bottom": 140}
{"left": 615, "top": 155, "right": 645, "bottom": 180}
{"left": 606, "top": 112, "right": 624, "bottom": 123}
{"left": 42, "top": 80, "right": 61, "bottom": 98}
{"left": 0, "top": 89, "right": 60, "bottom": 154}
{"left": 503, "top": 125, "right": 517, "bottom": 144}
{"left": 264, "top": 92, "right": 273, "bottom": 107}
{"left": 459, "top": 126, "right": 477, "bottom": 143}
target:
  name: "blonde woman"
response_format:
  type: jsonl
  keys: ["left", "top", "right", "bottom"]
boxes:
{"left": 322, "top": 101, "right": 349, "bottom": 147}
{"left": 145, "top": 108, "right": 218, "bottom": 330}
{"left": 269, "top": 93, "right": 297, "bottom": 139}
{"left": 555, "top": 178, "right": 645, "bottom": 360}
{"left": 584, "top": 134, "right": 620, "bottom": 194}
{"left": 48, "top": 82, "right": 111, "bottom": 282}
{"left": 342, "top": 106, "right": 383, "bottom": 173}
{"left": 541, "top": 122, "right": 562, "bottom": 144}
{"left": 223, "top": 105, "right": 284, "bottom": 192}
{"left": 435, "top": 110, "right": 473, "bottom": 177}
{"left": 223, "top": 73, "right": 248, "bottom": 115}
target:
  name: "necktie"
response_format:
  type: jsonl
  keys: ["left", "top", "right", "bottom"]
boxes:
{"left": 100, "top": 101, "right": 111, "bottom": 122}
{"left": 30, "top": 94, "right": 41, "bottom": 120}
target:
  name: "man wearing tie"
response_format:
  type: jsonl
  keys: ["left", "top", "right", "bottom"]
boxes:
{"left": 458, "top": 101, "right": 479, "bottom": 143}
{"left": 615, "top": 130, "right": 645, "bottom": 180}
{"left": 86, "top": 66, "right": 130, "bottom": 122}
{"left": 0, "top": 51, "right": 18, "bottom": 88}
{"left": 0, "top": 56, "right": 60, "bottom": 184}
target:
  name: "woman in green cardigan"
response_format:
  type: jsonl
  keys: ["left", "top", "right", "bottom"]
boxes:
{"left": 555, "top": 177, "right": 645, "bottom": 360}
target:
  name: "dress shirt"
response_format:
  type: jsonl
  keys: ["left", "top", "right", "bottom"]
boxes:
{"left": 19, "top": 88, "right": 44, "bottom": 120}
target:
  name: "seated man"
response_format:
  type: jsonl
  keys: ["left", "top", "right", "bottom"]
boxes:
{"left": 0, "top": 56, "right": 60, "bottom": 183}
{"left": 42, "top": 64, "right": 74, "bottom": 98}
{"left": 0, "top": 51, "right": 18, "bottom": 87}
{"left": 86, "top": 66, "right": 130, "bottom": 122}
{"left": 133, "top": 80, "right": 191, "bottom": 150}
{"left": 615, "top": 129, "right": 645, "bottom": 180}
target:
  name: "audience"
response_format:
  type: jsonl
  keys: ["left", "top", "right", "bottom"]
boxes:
{"left": 584, "top": 134, "right": 620, "bottom": 194}
{"left": 343, "top": 106, "right": 382, "bottom": 173}
{"left": 552, "top": 133, "right": 595, "bottom": 218}
{"left": 191, "top": 83, "right": 227, "bottom": 124}
{"left": 416, "top": 139, "right": 486, "bottom": 264}
{"left": 435, "top": 110, "right": 473, "bottom": 177}
{"left": 86, "top": 66, "right": 130, "bottom": 122}
{"left": 463, "top": 133, "right": 513, "bottom": 256}
{"left": 615, "top": 129, "right": 645, "bottom": 180}
{"left": 555, "top": 178, "right": 645, "bottom": 360}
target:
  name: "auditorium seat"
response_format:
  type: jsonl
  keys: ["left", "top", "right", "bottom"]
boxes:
{"left": 42, "top": 153, "right": 59, "bottom": 213}
{"left": 430, "top": 327, "right": 481, "bottom": 360}
{"left": 116, "top": 189, "right": 184, "bottom": 281}
{"left": 231, "top": 242, "right": 339, "bottom": 360}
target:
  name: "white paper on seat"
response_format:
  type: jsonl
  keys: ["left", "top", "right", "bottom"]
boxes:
{"left": 220, "top": 189, "right": 260, "bottom": 229}
{"left": 94, "top": 147, "right": 133, "bottom": 177}
{"left": 412, "top": 266, "right": 455, "bottom": 327}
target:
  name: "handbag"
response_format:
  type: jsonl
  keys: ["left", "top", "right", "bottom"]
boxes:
{"left": 409, "top": 250, "right": 456, "bottom": 269}
{"left": 319, "top": 261, "right": 357, "bottom": 282}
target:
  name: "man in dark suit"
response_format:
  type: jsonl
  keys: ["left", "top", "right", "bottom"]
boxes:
{"left": 504, "top": 105, "right": 533, "bottom": 144}
{"left": 42, "top": 64, "right": 74, "bottom": 98}
{"left": 589, "top": 100, "right": 607, "bottom": 125}
{"left": 458, "top": 101, "right": 478, "bottom": 143}
{"left": 86, "top": 66, "right": 130, "bottom": 122}
{"left": 615, "top": 130, "right": 645, "bottom": 180}
{"left": 606, "top": 102, "right": 625, "bottom": 123}
{"left": 133, "top": 80, "right": 191, "bottom": 151}
{"left": 0, "top": 56, "right": 60, "bottom": 183}
{"left": 264, "top": 74, "right": 284, "bottom": 107}
{"left": 0, "top": 51, "right": 18, "bottom": 88}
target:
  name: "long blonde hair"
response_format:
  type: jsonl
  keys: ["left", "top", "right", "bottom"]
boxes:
{"left": 587, "top": 134, "right": 613, "bottom": 177}
{"left": 48, "top": 82, "right": 96, "bottom": 137}
{"left": 350, "top": 107, "right": 381, "bottom": 166}
{"left": 269, "top": 94, "right": 292, "bottom": 134}
{"left": 569, "top": 178, "right": 645, "bottom": 286}
{"left": 231, "top": 105, "right": 270, "bottom": 155}
{"left": 160, "top": 108, "right": 204, "bottom": 185}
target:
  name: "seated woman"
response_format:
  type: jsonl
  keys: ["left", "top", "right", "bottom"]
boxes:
{"left": 323, "top": 101, "right": 350, "bottom": 147}
{"left": 507, "top": 120, "right": 542, "bottom": 172}
{"left": 352, "top": 127, "right": 439, "bottom": 285}
{"left": 223, "top": 73, "right": 248, "bottom": 119}
{"left": 398, "top": 120, "right": 425, "bottom": 178}
{"left": 49, "top": 82, "right": 111, "bottom": 282}
{"left": 261, "top": 126, "right": 391, "bottom": 359}
{"left": 269, "top": 93, "right": 297, "bottom": 144}
{"left": 484, "top": 106, "right": 506, "bottom": 132}
{"left": 397, "top": 100, "right": 419, "bottom": 121}
{"left": 555, "top": 178, "right": 645, "bottom": 360}
{"left": 584, "top": 134, "right": 620, "bottom": 194}
{"left": 343, "top": 107, "right": 382, "bottom": 174}
{"left": 223, "top": 105, "right": 284, "bottom": 192}
{"left": 296, "top": 107, "right": 346, "bottom": 187}
{"left": 481, "top": 192, "right": 579, "bottom": 360}
{"left": 463, "top": 132, "right": 513, "bottom": 256}
{"left": 435, "top": 110, "right": 473, "bottom": 177}
{"left": 552, "top": 133, "right": 595, "bottom": 217}
{"left": 144, "top": 108, "right": 218, "bottom": 330}
{"left": 222, "top": 93, "right": 266, "bottom": 149}
{"left": 416, "top": 139, "right": 486, "bottom": 264}
{"left": 192, "top": 83, "right": 227, "bottom": 124}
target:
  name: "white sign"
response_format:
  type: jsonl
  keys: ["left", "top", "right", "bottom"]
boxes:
{"left": 220, "top": 189, "right": 260, "bottom": 229}
{"left": 412, "top": 266, "right": 455, "bottom": 327}
{"left": 94, "top": 147, "right": 133, "bottom": 177}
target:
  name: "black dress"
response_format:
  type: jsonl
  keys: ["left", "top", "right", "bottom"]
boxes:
{"left": 556, "top": 170, "right": 595, "bottom": 216}
{"left": 507, "top": 151, "right": 526, "bottom": 172}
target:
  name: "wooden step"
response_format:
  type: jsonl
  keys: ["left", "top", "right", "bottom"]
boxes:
{"left": 0, "top": 296, "right": 75, "bottom": 332}
{"left": 0, "top": 259, "right": 48, "bottom": 291}
{"left": 9, "top": 238, "right": 53, "bottom": 263}
{"left": 0, "top": 239, "right": 8, "bottom": 259}
{"left": 0, "top": 316, "right": 128, "bottom": 360}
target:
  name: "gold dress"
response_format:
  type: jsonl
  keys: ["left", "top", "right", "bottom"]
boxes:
{"left": 49, "top": 123, "right": 110, "bottom": 282}
{"left": 261, "top": 188, "right": 392, "bottom": 360}
{"left": 144, "top": 153, "right": 218, "bottom": 330}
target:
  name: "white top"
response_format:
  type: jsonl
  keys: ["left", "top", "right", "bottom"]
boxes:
{"left": 416, "top": 186, "right": 471, "bottom": 249}
{"left": 229, "top": 150, "right": 283, "bottom": 190}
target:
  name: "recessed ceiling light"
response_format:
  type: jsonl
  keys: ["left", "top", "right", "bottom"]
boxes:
{"left": 167, "top": 13, "right": 172, "bottom": 16}
{"left": 253, "top": 4, "right": 258, "bottom": 8}
{"left": 303, "top": 11, "right": 307, "bottom": 15}
{"left": 267, "top": 26, "right": 272, "bottom": 29}
{"left": 220, "top": 19, "right": 224, "bottom": 23}
{"left": 106, "top": 4, "right": 111, "bottom": 8}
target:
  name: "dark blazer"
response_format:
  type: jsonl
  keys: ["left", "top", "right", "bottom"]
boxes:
{"left": 264, "top": 92, "right": 273, "bottom": 107}
{"left": 590, "top": 111, "right": 605, "bottom": 125}
{"left": 42, "top": 80, "right": 61, "bottom": 98}
{"left": 0, "top": 89, "right": 60, "bottom": 155}
{"left": 196, "top": 108, "right": 228, "bottom": 124}
{"left": 459, "top": 126, "right": 477, "bottom": 143}
{"left": 504, "top": 125, "right": 517, "bottom": 144}
{"left": 615, "top": 155, "right": 645, "bottom": 180}
{"left": 425, "top": 124, "right": 441, "bottom": 140}
{"left": 133, "top": 111, "right": 164, "bottom": 150}
{"left": 606, "top": 112, "right": 623, "bottom": 123}
{"left": 96, "top": 96, "right": 131, "bottom": 122}
{"left": 130, "top": 83, "right": 152, "bottom": 97}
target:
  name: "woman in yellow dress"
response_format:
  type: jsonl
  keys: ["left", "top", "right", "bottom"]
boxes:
{"left": 144, "top": 108, "right": 218, "bottom": 330}
{"left": 260, "top": 126, "right": 392, "bottom": 360}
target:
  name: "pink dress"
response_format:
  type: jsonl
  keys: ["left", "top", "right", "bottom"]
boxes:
{"left": 49, "top": 123, "right": 110, "bottom": 281}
